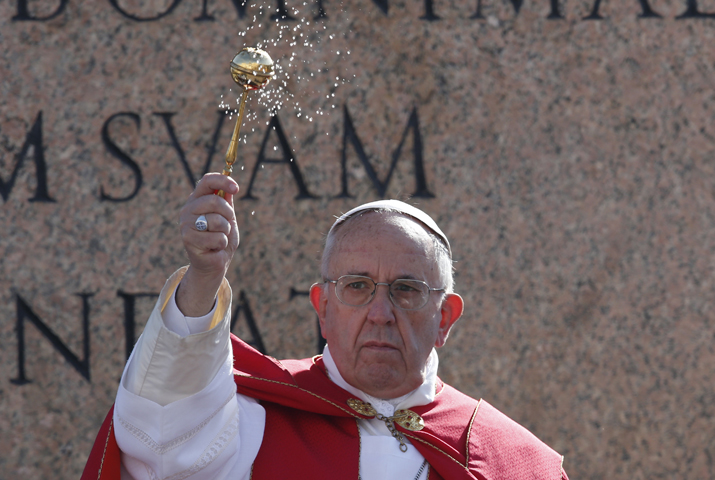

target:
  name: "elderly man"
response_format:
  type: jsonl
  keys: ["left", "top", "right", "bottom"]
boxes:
{"left": 82, "top": 174, "right": 568, "bottom": 480}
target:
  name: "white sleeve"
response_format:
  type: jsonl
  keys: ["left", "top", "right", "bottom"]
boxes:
{"left": 114, "top": 268, "right": 265, "bottom": 480}
{"left": 160, "top": 285, "right": 216, "bottom": 337}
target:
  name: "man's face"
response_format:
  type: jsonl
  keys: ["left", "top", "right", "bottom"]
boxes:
{"left": 310, "top": 213, "right": 463, "bottom": 399}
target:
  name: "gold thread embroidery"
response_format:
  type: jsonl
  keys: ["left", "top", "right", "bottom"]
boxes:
{"left": 97, "top": 419, "right": 113, "bottom": 480}
{"left": 403, "top": 432, "right": 469, "bottom": 471}
{"left": 234, "top": 374, "right": 361, "bottom": 418}
{"left": 356, "top": 419, "right": 362, "bottom": 479}
{"left": 465, "top": 398, "right": 482, "bottom": 468}
{"left": 236, "top": 374, "right": 461, "bottom": 471}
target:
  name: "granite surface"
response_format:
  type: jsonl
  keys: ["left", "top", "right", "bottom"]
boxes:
{"left": 2, "top": 0, "right": 715, "bottom": 478}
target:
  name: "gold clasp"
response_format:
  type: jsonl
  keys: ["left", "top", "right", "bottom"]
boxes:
{"left": 347, "top": 399, "right": 425, "bottom": 452}
{"left": 347, "top": 398, "right": 377, "bottom": 416}
{"left": 393, "top": 409, "right": 425, "bottom": 432}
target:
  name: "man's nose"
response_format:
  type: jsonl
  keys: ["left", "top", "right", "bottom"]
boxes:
{"left": 366, "top": 284, "right": 396, "bottom": 324}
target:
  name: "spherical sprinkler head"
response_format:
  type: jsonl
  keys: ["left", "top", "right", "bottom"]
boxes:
{"left": 230, "top": 47, "right": 274, "bottom": 91}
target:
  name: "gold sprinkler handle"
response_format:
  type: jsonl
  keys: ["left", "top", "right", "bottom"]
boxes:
{"left": 216, "top": 89, "right": 249, "bottom": 198}
{"left": 215, "top": 46, "right": 273, "bottom": 198}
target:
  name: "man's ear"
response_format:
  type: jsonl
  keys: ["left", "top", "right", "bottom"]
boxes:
{"left": 435, "top": 293, "right": 464, "bottom": 348}
{"left": 310, "top": 283, "right": 328, "bottom": 336}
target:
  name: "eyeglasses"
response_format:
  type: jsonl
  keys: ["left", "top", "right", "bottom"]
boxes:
{"left": 325, "top": 275, "right": 445, "bottom": 311}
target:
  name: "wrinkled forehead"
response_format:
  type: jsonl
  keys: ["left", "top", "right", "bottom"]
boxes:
{"left": 328, "top": 200, "right": 451, "bottom": 256}
{"left": 332, "top": 211, "right": 435, "bottom": 251}
{"left": 328, "top": 213, "right": 442, "bottom": 281}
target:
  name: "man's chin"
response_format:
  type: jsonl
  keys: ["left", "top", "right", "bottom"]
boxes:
{"left": 354, "top": 363, "right": 410, "bottom": 398}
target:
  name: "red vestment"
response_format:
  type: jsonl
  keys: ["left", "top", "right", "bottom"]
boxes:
{"left": 82, "top": 335, "right": 567, "bottom": 480}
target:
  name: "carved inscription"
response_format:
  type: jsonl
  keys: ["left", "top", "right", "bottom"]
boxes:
{"left": 10, "top": 0, "right": 715, "bottom": 21}
{"left": 100, "top": 113, "right": 143, "bottom": 203}
{"left": 0, "top": 112, "right": 55, "bottom": 203}
{"left": 472, "top": 0, "right": 562, "bottom": 19}
{"left": 583, "top": 0, "right": 661, "bottom": 19}
{"left": 339, "top": 106, "right": 434, "bottom": 199}
{"left": 154, "top": 111, "right": 227, "bottom": 189}
{"left": 677, "top": 0, "right": 715, "bottom": 18}
{"left": 11, "top": 0, "right": 68, "bottom": 21}
{"left": 11, "top": 293, "right": 93, "bottom": 385}
{"left": 242, "top": 116, "right": 317, "bottom": 201}
{"left": 2, "top": 107, "right": 434, "bottom": 204}
{"left": 9, "top": 289, "right": 278, "bottom": 384}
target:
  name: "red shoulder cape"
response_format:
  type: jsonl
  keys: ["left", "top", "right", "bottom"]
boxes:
{"left": 81, "top": 334, "right": 566, "bottom": 480}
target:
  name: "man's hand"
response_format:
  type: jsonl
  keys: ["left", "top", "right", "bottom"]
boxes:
{"left": 176, "top": 174, "right": 240, "bottom": 317}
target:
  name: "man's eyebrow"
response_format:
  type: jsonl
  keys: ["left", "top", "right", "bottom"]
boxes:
{"left": 346, "top": 271, "right": 371, "bottom": 277}
{"left": 345, "top": 272, "right": 422, "bottom": 281}
{"left": 396, "top": 274, "right": 420, "bottom": 281}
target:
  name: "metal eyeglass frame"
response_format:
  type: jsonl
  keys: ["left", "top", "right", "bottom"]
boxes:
{"left": 324, "top": 274, "right": 445, "bottom": 311}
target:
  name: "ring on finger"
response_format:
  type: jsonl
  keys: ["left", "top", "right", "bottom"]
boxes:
{"left": 195, "top": 215, "right": 208, "bottom": 232}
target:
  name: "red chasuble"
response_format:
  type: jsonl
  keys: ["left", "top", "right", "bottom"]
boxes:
{"left": 82, "top": 335, "right": 567, "bottom": 480}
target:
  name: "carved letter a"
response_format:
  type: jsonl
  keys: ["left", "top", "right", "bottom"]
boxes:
{"left": 241, "top": 116, "right": 317, "bottom": 200}
{"left": 0, "top": 111, "right": 55, "bottom": 203}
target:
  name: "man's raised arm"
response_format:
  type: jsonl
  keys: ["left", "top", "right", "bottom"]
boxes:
{"left": 121, "top": 173, "right": 241, "bottom": 402}
{"left": 111, "top": 174, "right": 264, "bottom": 480}
{"left": 176, "top": 174, "right": 240, "bottom": 317}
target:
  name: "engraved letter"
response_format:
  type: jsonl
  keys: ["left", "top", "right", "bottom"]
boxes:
{"left": 194, "top": 0, "right": 323, "bottom": 21}
{"left": 584, "top": 0, "right": 661, "bottom": 19}
{"left": 107, "top": 0, "right": 182, "bottom": 21}
{"left": 195, "top": 0, "right": 248, "bottom": 20}
{"left": 372, "top": 0, "right": 388, "bottom": 14}
{"left": 12, "top": 0, "right": 68, "bottom": 21}
{"left": 338, "top": 106, "right": 434, "bottom": 199}
{"left": 0, "top": 112, "right": 55, "bottom": 203}
{"left": 421, "top": 0, "right": 440, "bottom": 20}
{"left": 472, "top": 0, "right": 562, "bottom": 19}
{"left": 100, "top": 112, "right": 143, "bottom": 202}
{"left": 241, "top": 116, "right": 317, "bottom": 200}
{"left": 11, "top": 293, "right": 93, "bottom": 385}
{"left": 676, "top": 0, "right": 715, "bottom": 18}
{"left": 153, "top": 111, "right": 226, "bottom": 188}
